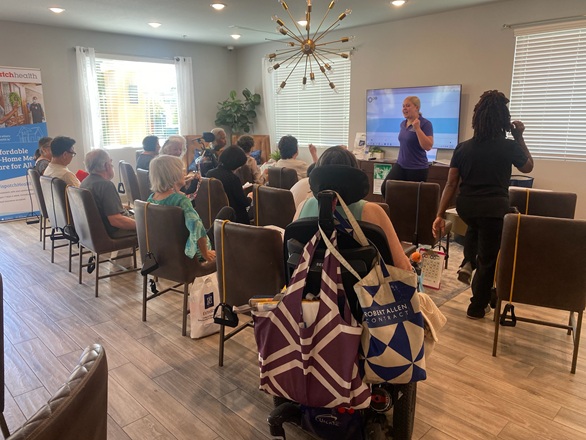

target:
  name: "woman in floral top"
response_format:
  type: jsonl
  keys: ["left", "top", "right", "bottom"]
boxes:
{"left": 147, "top": 155, "right": 215, "bottom": 263}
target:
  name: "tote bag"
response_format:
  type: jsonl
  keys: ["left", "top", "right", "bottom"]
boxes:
{"left": 323, "top": 193, "right": 426, "bottom": 384}
{"left": 253, "top": 230, "right": 371, "bottom": 409}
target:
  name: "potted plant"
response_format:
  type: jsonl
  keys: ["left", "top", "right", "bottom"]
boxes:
{"left": 368, "top": 146, "right": 385, "bottom": 160}
{"left": 215, "top": 88, "right": 261, "bottom": 140}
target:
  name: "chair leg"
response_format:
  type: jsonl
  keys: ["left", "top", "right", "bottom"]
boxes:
{"left": 182, "top": 283, "right": 189, "bottom": 336}
{"left": 0, "top": 412, "right": 10, "bottom": 438}
{"left": 42, "top": 216, "right": 47, "bottom": 250}
{"left": 219, "top": 322, "right": 226, "bottom": 367}
{"left": 95, "top": 252, "right": 100, "bottom": 298}
{"left": 492, "top": 298, "right": 502, "bottom": 357}
{"left": 50, "top": 229, "right": 56, "bottom": 263}
{"left": 444, "top": 233, "right": 450, "bottom": 269}
{"left": 78, "top": 245, "right": 84, "bottom": 284}
{"left": 133, "top": 247, "right": 137, "bottom": 269}
{"left": 571, "top": 311, "right": 583, "bottom": 374}
{"left": 68, "top": 241, "right": 73, "bottom": 273}
{"left": 568, "top": 311, "right": 573, "bottom": 336}
{"left": 142, "top": 275, "right": 148, "bottom": 322}
{"left": 38, "top": 216, "right": 43, "bottom": 242}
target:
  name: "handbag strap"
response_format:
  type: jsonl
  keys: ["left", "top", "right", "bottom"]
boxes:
{"left": 329, "top": 191, "right": 369, "bottom": 247}
{"left": 220, "top": 219, "right": 230, "bottom": 302}
{"left": 319, "top": 223, "right": 362, "bottom": 281}
{"left": 143, "top": 202, "right": 152, "bottom": 253}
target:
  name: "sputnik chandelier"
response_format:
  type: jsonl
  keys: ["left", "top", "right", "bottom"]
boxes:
{"left": 267, "top": 0, "right": 354, "bottom": 94}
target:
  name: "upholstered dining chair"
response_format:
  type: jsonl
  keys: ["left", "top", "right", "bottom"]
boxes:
{"left": 268, "top": 167, "right": 298, "bottom": 190}
{"left": 375, "top": 201, "right": 417, "bottom": 257}
{"left": 27, "top": 168, "right": 51, "bottom": 250}
{"left": 234, "top": 164, "right": 255, "bottom": 185}
{"left": 66, "top": 186, "right": 138, "bottom": 297}
{"left": 135, "top": 200, "right": 216, "bottom": 336}
{"left": 214, "top": 220, "right": 285, "bottom": 366}
{"left": 118, "top": 160, "right": 143, "bottom": 207}
{"left": 251, "top": 184, "right": 296, "bottom": 229}
{"left": 384, "top": 180, "right": 452, "bottom": 268}
{"left": 509, "top": 187, "right": 577, "bottom": 219}
{"left": 193, "top": 177, "right": 229, "bottom": 230}
{"left": 5, "top": 344, "right": 108, "bottom": 440}
{"left": 492, "top": 214, "right": 586, "bottom": 374}
{"left": 136, "top": 168, "right": 152, "bottom": 200}
{"left": 39, "top": 176, "right": 78, "bottom": 271}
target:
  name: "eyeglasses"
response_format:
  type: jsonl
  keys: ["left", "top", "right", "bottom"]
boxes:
{"left": 67, "top": 150, "right": 77, "bottom": 157}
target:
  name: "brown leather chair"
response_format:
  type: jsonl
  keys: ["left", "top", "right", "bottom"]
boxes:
{"left": 492, "top": 214, "right": 586, "bottom": 374}
{"left": 384, "top": 180, "right": 452, "bottom": 268}
{"left": 509, "top": 187, "right": 577, "bottom": 218}
{"left": 40, "top": 176, "right": 78, "bottom": 271}
{"left": 27, "top": 168, "right": 51, "bottom": 250}
{"left": 251, "top": 184, "right": 296, "bottom": 229}
{"left": 67, "top": 186, "right": 138, "bottom": 297}
{"left": 136, "top": 168, "right": 152, "bottom": 200}
{"left": 376, "top": 201, "right": 417, "bottom": 256}
{"left": 214, "top": 220, "right": 285, "bottom": 366}
{"left": 118, "top": 160, "right": 143, "bottom": 206}
{"left": 6, "top": 344, "right": 108, "bottom": 440}
{"left": 135, "top": 200, "right": 216, "bottom": 336}
{"left": 234, "top": 164, "right": 255, "bottom": 185}
{"left": 268, "top": 167, "right": 298, "bottom": 190}
{"left": 193, "top": 177, "right": 229, "bottom": 230}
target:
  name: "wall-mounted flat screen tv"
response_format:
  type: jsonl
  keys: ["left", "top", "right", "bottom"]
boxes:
{"left": 366, "top": 84, "right": 462, "bottom": 149}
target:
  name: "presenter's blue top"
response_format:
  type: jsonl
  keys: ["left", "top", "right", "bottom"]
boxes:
{"left": 397, "top": 116, "right": 433, "bottom": 170}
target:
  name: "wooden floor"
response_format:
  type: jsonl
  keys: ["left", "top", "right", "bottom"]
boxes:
{"left": 1, "top": 219, "right": 586, "bottom": 440}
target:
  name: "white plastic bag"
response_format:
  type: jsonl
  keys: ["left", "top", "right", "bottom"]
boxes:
{"left": 189, "top": 274, "right": 220, "bottom": 339}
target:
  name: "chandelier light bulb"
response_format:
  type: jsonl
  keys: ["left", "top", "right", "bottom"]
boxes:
{"left": 329, "top": 82, "right": 338, "bottom": 93}
{"left": 339, "top": 9, "right": 352, "bottom": 20}
{"left": 267, "top": 63, "right": 281, "bottom": 73}
{"left": 325, "top": 63, "right": 334, "bottom": 73}
{"left": 302, "top": 76, "right": 307, "bottom": 90}
{"left": 277, "top": 81, "right": 287, "bottom": 94}
{"left": 310, "top": 72, "right": 316, "bottom": 84}
{"left": 278, "top": 27, "right": 288, "bottom": 35}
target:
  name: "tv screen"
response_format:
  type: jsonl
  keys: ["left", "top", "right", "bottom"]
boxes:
{"left": 366, "top": 84, "right": 462, "bottom": 149}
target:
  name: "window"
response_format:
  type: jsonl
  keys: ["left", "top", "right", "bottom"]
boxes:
{"left": 509, "top": 22, "right": 586, "bottom": 161}
{"left": 95, "top": 56, "right": 179, "bottom": 149}
{"left": 272, "top": 58, "right": 351, "bottom": 148}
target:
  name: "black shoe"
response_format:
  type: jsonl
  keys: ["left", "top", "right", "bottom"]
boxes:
{"left": 457, "top": 262, "right": 473, "bottom": 285}
{"left": 466, "top": 304, "right": 491, "bottom": 320}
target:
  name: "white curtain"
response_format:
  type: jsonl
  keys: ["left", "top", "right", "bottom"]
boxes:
{"left": 261, "top": 57, "right": 277, "bottom": 153}
{"left": 75, "top": 46, "right": 102, "bottom": 154}
{"left": 175, "top": 56, "right": 197, "bottom": 135}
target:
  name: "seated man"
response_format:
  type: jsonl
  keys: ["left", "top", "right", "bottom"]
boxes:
{"left": 81, "top": 149, "right": 136, "bottom": 238}
{"left": 275, "top": 135, "right": 318, "bottom": 180}
{"left": 136, "top": 135, "right": 159, "bottom": 170}
{"left": 44, "top": 136, "right": 81, "bottom": 187}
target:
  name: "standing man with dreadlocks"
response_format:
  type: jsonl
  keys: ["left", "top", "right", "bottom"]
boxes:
{"left": 432, "top": 90, "right": 533, "bottom": 319}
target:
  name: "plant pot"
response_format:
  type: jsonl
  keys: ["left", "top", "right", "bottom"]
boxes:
{"left": 369, "top": 152, "right": 385, "bottom": 160}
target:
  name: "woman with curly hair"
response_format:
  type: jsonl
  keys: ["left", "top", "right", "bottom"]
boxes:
{"left": 432, "top": 90, "right": 533, "bottom": 319}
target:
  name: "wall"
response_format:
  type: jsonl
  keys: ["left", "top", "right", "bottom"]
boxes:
{"left": 0, "top": 20, "right": 236, "bottom": 181}
{"left": 236, "top": 0, "right": 586, "bottom": 218}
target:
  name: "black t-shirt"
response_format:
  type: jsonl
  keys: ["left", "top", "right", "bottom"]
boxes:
{"left": 206, "top": 165, "right": 251, "bottom": 224}
{"left": 451, "top": 136, "right": 528, "bottom": 218}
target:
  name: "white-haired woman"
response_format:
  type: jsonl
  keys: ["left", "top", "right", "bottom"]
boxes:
{"left": 147, "top": 155, "right": 215, "bottom": 262}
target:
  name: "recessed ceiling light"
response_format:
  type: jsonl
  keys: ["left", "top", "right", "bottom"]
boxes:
{"left": 148, "top": 22, "right": 162, "bottom": 28}
{"left": 211, "top": 3, "right": 226, "bottom": 10}
{"left": 49, "top": 7, "right": 65, "bottom": 13}
{"left": 298, "top": 20, "right": 308, "bottom": 26}
{"left": 230, "top": 34, "right": 241, "bottom": 40}
{"left": 391, "top": 0, "right": 406, "bottom": 6}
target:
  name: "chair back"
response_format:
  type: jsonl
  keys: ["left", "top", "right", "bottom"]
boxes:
{"left": 509, "top": 187, "right": 577, "bottom": 219}
{"left": 193, "top": 178, "right": 229, "bottom": 230}
{"left": 7, "top": 344, "right": 108, "bottom": 440}
{"left": 384, "top": 180, "right": 441, "bottom": 246}
{"left": 27, "top": 169, "right": 49, "bottom": 218}
{"left": 268, "top": 167, "right": 298, "bottom": 190}
{"left": 496, "top": 214, "right": 586, "bottom": 311}
{"left": 214, "top": 221, "right": 285, "bottom": 307}
{"left": 252, "top": 185, "right": 296, "bottom": 229}
{"left": 40, "top": 176, "right": 69, "bottom": 229}
{"left": 135, "top": 201, "right": 214, "bottom": 283}
{"left": 136, "top": 168, "right": 151, "bottom": 200}
{"left": 234, "top": 164, "right": 254, "bottom": 185}
{"left": 118, "top": 161, "right": 142, "bottom": 205}
{"left": 67, "top": 186, "right": 135, "bottom": 254}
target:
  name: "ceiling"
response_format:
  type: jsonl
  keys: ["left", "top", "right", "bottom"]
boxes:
{"left": 3, "top": 0, "right": 510, "bottom": 47}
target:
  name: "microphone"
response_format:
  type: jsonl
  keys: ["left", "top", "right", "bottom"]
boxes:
{"left": 196, "top": 132, "right": 215, "bottom": 143}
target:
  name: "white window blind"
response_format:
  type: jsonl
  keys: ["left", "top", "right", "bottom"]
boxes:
{"left": 510, "top": 22, "right": 586, "bottom": 161}
{"left": 95, "top": 56, "right": 179, "bottom": 149}
{"left": 273, "top": 58, "right": 350, "bottom": 147}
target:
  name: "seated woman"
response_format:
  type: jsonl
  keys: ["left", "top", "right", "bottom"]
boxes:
{"left": 161, "top": 135, "right": 199, "bottom": 195}
{"left": 207, "top": 146, "right": 251, "bottom": 225}
{"left": 34, "top": 136, "right": 53, "bottom": 175}
{"left": 147, "top": 155, "right": 215, "bottom": 263}
{"left": 295, "top": 146, "right": 412, "bottom": 271}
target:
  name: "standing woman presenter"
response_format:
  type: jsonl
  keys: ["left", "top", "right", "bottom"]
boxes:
{"left": 381, "top": 96, "right": 434, "bottom": 194}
